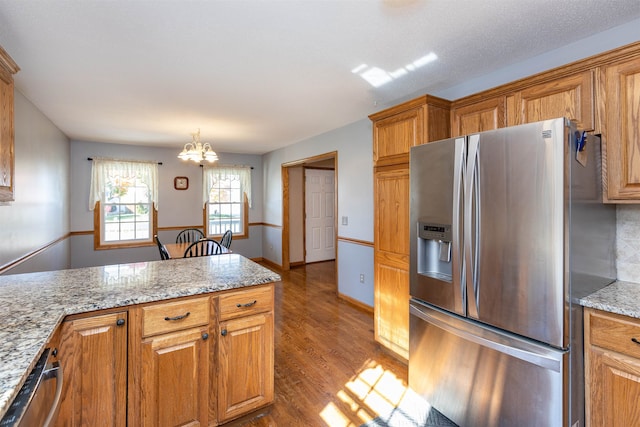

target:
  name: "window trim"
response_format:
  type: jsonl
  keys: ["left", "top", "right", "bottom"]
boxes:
{"left": 203, "top": 193, "right": 249, "bottom": 239}
{"left": 90, "top": 158, "right": 159, "bottom": 250}
{"left": 93, "top": 202, "right": 158, "bottom": 250}
{"left": 202, "top": 165, "right": 251, "bottom": 240}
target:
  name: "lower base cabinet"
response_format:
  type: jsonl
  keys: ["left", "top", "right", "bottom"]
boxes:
{"left": 130, "top": 296, "right": 211, "bottom": 426}
{"left": 217, "top": 312, "right": 274, "bottom": 422}
{"left": 140, "top": 325, "right": 210, "bottom": 426}
{"left": 54, "top": 285, "right": 275, "bottom": 427}
{"left": 584, "top": 308, "right": 640, "bottom": 427}
{"left": 55, "top": 311, "right": 128, "bottom": 427}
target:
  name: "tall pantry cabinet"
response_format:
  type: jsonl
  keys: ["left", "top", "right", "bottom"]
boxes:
{"left": 369, "top": 95, "right": 450, "bottom": 360}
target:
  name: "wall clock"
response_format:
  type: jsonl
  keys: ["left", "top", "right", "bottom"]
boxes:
{"left": 174, "top": 176, "right": 189, "bottom": 190}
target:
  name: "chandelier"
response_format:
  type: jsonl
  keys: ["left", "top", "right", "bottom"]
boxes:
{"left": 177, "top": 129, "right": 219, "bottom": 163}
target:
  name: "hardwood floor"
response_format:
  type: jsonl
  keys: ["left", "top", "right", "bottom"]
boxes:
{"left": 240, "top": 260, "right": 409, "bottom": 427}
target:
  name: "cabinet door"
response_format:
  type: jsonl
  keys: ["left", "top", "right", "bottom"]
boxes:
{"left": 140, "top": 326, "right": 209, "bottom": 427}
{"left": 218, "top": 312, "right": 274, "bottom": 422}
{"left": 56, "top": 312, "right": 127, "bottom": 427}
{"left": 451, "top": 96, "right": 505, "bottom": 137}
{"left": 372, "top": 106, "right": 425, "bottom": 167}
{"left": 374, "top": 166, "right": 410, "bottom": 259}
{"left": 373, "top": 166, "right": 410, "bottom": 360}
{"left": 374, "top": 260, "right": 410, "bottom": 359}
{"left": 0, "top": 66, "right": 15, "bottom": 202}
{"left": 507, "top": 70, "right": 594, "bottom": 130}
{"left": 587, "top": 348, "right": 640, "bottom": 426}
{"left": 601, "top": 58, "right": 640, "bottom": 201}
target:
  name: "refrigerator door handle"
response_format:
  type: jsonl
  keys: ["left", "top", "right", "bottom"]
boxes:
{"left": 465, "top": 134, "right": 480, "bottom": 317}
{"left": 452, "top": 137, "right": 466, "bottom": 310}
{"left": 410, "top": 302, "right": 564, "bottom": 373}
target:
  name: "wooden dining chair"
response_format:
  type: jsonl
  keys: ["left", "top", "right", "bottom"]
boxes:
{"left": 219, "top": 230, "right": 232, "bottom": 249}
{"left": 176, "top": 228, "right": 205, "bottom": 244}
{"left": 183, "top": 239, "right": 223, "bottom": 257}
{"left": 154, "top": 235, "right": 171, "bottom": 260}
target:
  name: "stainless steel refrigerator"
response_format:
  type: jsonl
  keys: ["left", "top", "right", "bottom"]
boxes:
{"left": 408, "top": 117, "right": 616, "bottom": 427}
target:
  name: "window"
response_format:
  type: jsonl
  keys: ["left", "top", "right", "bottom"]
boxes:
{"left": 89, "top": 159, "right": 159, "bottom": 249}
{"left": 203, "top": 166, "right": 251, "bottom": 238}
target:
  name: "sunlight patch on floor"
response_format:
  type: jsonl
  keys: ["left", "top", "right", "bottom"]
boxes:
{"left": 320, "top": 359, "right": 433, "bottom": 427}
{"left": 319, "top": 401, "right": 357, "bottom": 427}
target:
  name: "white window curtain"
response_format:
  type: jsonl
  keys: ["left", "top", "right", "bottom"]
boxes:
{"left": 203, "top": 165, "right": 252, "bottom": 208}
{"left": 89, "top": 159, "right": 159, "bottom": 210}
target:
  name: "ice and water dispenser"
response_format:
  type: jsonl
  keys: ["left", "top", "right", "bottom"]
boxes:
{"left": 416, "top": 222, "right": 452, "bottom": 283}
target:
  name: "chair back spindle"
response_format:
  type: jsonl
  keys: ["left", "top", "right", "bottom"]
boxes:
{"left": 176, "top": 228, "right": 205, "bottom": 244}
{"left": 184, "top": 239, "right": 223, "bottom": 257}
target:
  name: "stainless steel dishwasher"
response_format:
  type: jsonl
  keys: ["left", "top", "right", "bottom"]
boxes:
{"left": 0, "top": 348, "right": 63, "bottom": 427}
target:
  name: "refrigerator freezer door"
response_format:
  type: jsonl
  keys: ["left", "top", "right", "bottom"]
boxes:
{"left": 409, "top": 301, "right": 569, "bottom": 427}
{"left": 467, "top": 118, "right": 568, "bottom": 347}
{"left": 410, "top": 138, "right": 465, "bottom": 315}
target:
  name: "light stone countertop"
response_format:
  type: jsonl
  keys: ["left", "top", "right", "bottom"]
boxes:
{"left": 579, "top": 280, "right": 640, "bottom": 319}
{"left": 0, "top": 254, "right": 280, "bottom": 421}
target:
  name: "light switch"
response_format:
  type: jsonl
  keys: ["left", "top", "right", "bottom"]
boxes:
{"left": 342, "top": 216, "right": 348, "bottom": 225}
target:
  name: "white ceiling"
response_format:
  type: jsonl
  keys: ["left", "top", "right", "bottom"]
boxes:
{"left": 0, "top": 0, "right": 639, "bottom": 154}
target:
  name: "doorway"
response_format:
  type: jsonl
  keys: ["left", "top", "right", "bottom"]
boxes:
{"left": 305, "top": 168, "right": 335, "bottom": 263}
{"left": 281, "top": 152, "right": 337, "bottom": 271}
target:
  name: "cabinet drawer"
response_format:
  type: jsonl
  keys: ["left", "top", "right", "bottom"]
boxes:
{"left": 219, "top": 286, "right": 273, "bottom": 320}
{"left": 142, "top": 297, "right": 210, "bottom": 337}
{"left": 587, "top": 309, "right": 640, "bottom": 359}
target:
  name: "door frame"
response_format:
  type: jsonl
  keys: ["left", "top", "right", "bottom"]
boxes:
{"left": 281, "top": 151, "right": 337, "bottom": 271}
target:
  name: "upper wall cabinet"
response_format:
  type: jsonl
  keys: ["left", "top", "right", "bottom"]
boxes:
{"left": 0, "top": 45, "right": 19, "bottom": 202}
{"left": 600, "top": 56, "right": 640, "bottom": 202}
{"left": 451, "top": 96, "right": 506, "bottom": 137}
{"left": 506, "top": 70, "right": 595, "bottom": 131}
{"left": 369, "top": 95, "right": 450, "bottom": 167}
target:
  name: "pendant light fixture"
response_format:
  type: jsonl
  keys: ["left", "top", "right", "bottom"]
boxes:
{"left": 177, "top": 129, "right": 218, "bottom": 163}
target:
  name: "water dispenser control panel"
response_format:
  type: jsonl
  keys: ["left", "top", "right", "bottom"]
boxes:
{"left": 418, "top": 223, "right": 451, "bottom": 242}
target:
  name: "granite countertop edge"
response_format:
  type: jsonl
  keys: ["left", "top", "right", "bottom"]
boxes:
{"left": 0, "top": 254, "right": 280, "bottom": 421}
{"left": 578, "top": 280, "right": 640, "bottom": 319}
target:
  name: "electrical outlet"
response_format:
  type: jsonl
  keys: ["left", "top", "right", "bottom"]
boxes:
{"left": 359, "top": 274, "right": 365, "bottom": 283}
{"left": 342, "top": 216, "right": 348, "bottom": 226}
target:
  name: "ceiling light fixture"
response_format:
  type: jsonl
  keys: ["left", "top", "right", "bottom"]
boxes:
{"left": 177, "top": 129, "right": 218, "bottom": 163}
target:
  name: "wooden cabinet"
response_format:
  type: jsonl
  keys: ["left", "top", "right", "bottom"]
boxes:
{"left": 506, "top": 70, "right": 595, "bottom": 130}
{"left": 140, "top": 326, "right": 210, "bottom": 426}
{"left": 450, "top": 96, "right": 506, "bottom": 137}
{"left": 0, "top": 45, "right": 19, "bottom": 202}
{"left": 373, "top": 165, "right": 410, "bottom": 360}
{"left": 600, "top": 56, "right": 640, "bottom": 202}
{"left": 130, "top": 296, "right": 211, "bottom": 427}
{"left": 217, "top": 286, "right": 274, "bottom": 423}
{"left": 55, "top": 311, "right": 128, "bottom": 427}
{"left": 370, "top": 95, "right": 450, "bottom": 167}
{"left": 584, "top": 308, "right": 640, "bottom": 427}
{"left": 52, "top": 288, "right": 275, "bottom": 427}
{"left": 369, "top": 96, "right": 449, "bottom": 361}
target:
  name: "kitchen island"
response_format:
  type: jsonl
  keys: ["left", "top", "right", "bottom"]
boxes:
{"left": 0, "top": 254, "right": 280, "bottom": 425}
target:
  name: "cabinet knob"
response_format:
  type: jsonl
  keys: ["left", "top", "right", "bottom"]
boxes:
{"left": 221, "top": 329, "right": 227, "bottom": 336}
{"left": 116, "top": 319, "right": 125, "bottom": 327}
{"left": 632, "top": 337, "right": 640, "bottom": 345}
{"left": 202, "top": 333, "right": 209, "bottom": 341}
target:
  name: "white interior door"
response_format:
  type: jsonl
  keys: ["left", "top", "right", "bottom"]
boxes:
{"left": 305, "top": 169, "right": 335, "bottom": 263}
